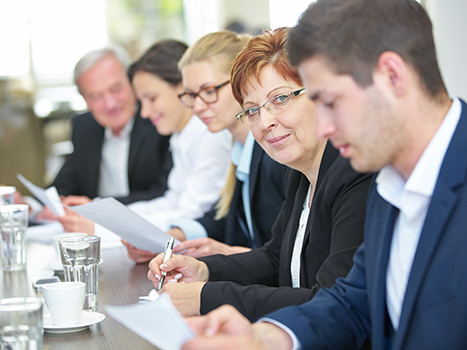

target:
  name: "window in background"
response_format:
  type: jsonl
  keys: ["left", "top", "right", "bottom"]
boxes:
{"left": 268, "top": 0, "right": 312, "bottom": 29}
{"left": 0, "top": 0, "right": 30, "bottom": 78}
{"left": 29, "top": 0, "right": 107, "bottom": 85}
{"left": 183, "top": 0, "right": 220, "bottom": 44}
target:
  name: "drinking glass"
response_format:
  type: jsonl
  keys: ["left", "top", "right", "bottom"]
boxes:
{"left": 0, "top": 297, "right": 43, "bottom": 350}
{"left": 58, "top": 235, "right": 101, "bottom": 312}
{"left": 0, "top": 204, "right": 29, "bottom": 271}
{"left": 0, "top": 186, "right": 15, "bottom": 206}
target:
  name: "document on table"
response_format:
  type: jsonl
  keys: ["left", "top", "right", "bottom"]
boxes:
{"left": 106, "top": 293, "right": 195, "bottom": 350}
{"left": 69, "top": 197, "right": 178, "bottom": 252}
{"left": 17, "top": 174, "right": 65, "bottom": 216}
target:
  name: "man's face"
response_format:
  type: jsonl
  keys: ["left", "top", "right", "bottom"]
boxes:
{"left": 77, "top": 55, "right": 136, "bottom": 135}
{"left": 298, "top": 56, "right": 404, "bottom": 173}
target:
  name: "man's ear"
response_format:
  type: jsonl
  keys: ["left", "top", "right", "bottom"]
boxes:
{"left": 375, "top": 51, "right": 408, "bottom": 97}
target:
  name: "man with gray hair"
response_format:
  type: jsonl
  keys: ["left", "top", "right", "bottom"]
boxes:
{"left": 52, "top": 47, "right": 172, "bottom": 206}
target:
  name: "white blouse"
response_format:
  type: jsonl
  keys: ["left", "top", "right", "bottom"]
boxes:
{"left": 128, "top": 116, "right": 232, "bottom": 231}
{"left": 290, "top": 184, "right": 312, "bottom": 288}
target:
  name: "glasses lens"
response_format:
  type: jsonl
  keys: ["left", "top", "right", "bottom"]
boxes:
{"left": 199, "top": 88, "right": 218, "bottom": 104}
{"left": 179, "top": 93, "right": 194, "bottom": 107}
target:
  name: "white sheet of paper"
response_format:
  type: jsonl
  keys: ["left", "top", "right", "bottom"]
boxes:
{"left": 17, "top": 174, "right": 65, "bottom": 216}
{"left": 69, "top": 197, "right": 177, "bottom": 252}
{"left": 106, "top": 293, "right": 195, "bottom": 350}
{"left": 26, "top": 221, "right": 123, "bottom": 250}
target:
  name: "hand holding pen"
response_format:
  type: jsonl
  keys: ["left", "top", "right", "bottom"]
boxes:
{"left": 147, "top": 245, "right": 211, "bottom": 289}
{"left": 157, "top": 236, "right": 175, "bottom": 291}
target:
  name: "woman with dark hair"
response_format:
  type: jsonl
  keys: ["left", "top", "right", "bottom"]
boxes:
{"left": 121, "top": 40, "right": 232, "bottom": 259}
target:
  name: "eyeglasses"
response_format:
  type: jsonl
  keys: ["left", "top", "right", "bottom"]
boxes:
{"left": 178, "top": 81, "right": 230, "bottom": 108}
{"left": 236, "top": 88, "right": 306, "bottom": 124}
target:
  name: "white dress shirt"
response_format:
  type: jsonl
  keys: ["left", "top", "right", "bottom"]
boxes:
{"left": 380, "top": 98, "right": 461, "bottom": 330}
{"left": 128, "top": 116, "right": 231, "bottom": 231}
{"left": 98, "top": 118, "right": 134, "bottom": 198}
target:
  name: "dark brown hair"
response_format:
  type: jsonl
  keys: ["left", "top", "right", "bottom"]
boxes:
{"left": 128, "top": 40, "right": 188, "bottom": 86}
{"left": 288, "top": 0, "right": 447, "bottom": 99}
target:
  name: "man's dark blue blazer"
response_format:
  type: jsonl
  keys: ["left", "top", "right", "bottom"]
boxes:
{"left": 268, "top": 99, "right": 467, "bottom": 349}
{"left": 52, "top": 108, "right": 172, "bottom": 205}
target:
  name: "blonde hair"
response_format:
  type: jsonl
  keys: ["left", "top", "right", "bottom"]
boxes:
{"left": 179, "top": 30, "right": 251, "bottom": 75}
{"left": 179, "top": 31, "right": 251, "bottom": 219}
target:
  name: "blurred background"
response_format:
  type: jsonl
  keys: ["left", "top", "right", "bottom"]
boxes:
{"left": 0, "top": 0, "right": 466, "bottom": 194}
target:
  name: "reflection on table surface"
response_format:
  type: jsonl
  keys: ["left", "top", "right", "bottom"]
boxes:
{"left": 0, "top": 241, "right": 157, "bottom": 349}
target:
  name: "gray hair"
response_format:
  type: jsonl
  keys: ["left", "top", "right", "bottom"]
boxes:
{"left": 73, "top": 46, "right": 131, "bottom": 88}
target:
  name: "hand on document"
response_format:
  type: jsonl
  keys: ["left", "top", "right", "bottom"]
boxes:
{"left": 57, "top": 207, "right": 95, "bottom": 234}
{"left": 122, "top": 240, "right": 156, "bottom": 263}
{"left": 183, "top": 305, "right": 265, "bottom": 350}
{"left": 159, "top": 281, "right": 205, "bottom": 317}
{"left": 173, "top": 237, "right": 252, "bottom": 258}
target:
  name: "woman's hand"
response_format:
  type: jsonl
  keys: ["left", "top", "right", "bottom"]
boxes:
{"left": 57, "top": 207, "right": 95, "bottom": 234}
{"left": 122, "top": 240, "right": 156, "bottom": 263}
{"left": 61, "top": 195, "right": 92, "bottom": 206}
{"left": 160, "top": 281, "right": 205, "bottom": 316}
{"left": 173, "top": 237, "right": 251, "bottom": 258}
{"left": 147, "top": 254, "right": 209, "bottom": 288}
{"left": 167, "top": 227, "right": 186, "bottom": 241}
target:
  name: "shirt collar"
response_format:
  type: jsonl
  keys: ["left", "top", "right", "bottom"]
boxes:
{"left": 104, "top": 117, "right": 134, "bottom": 140}
{"left": 232, "top": 131, "right": 255, "bottom": 182}
{"left": 377, "top": 97, "right": 461, "bottom": 207}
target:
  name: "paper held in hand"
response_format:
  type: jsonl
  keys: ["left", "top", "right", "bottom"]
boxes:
{"left": 69, "top": 197, "right": 179, "bottom": 252}
{"left": 17, "top": 174, "right": 65, "bottom": 216}
{"left": 105, "top": 293, "right": 194, "bottom": 350}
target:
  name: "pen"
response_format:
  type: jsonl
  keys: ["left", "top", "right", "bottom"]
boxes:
{"left": 157, "top": 236, "right": 175, "bottom": 291}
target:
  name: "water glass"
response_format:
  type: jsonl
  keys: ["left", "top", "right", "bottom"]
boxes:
{"left": 0, "top": 186, "right": 16, "bottom": 206}
{"left": 0, "top": 297, "right": 43, "bottom": 350}
{"left": 58, "top": 235, "right": 100, "bottom": 312}
{"left": 0, "top": 204, "right": 29, "bottom": 271}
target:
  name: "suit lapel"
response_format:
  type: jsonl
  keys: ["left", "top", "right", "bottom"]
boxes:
{"left": 302, "top": 142, "right": 339, "bottom": 247}
{"left": 395, "top": 100, "right": 467, "bottom": 348}
{"left": 248, "top": 142, "right": 262, "bottom": 202}
{"left": 127, "top": 114, "right": 141, "bottom": 184}
{"left": 370, "top": 198, "right": 398, "bottom": 347}
{"left": 87, "top": 125, "right": 104, "bottom": 196}
{"left": 282, "top": 173, "right": 310, "bottom": 276}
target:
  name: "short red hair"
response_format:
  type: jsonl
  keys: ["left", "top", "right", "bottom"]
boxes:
{"left": 231, "top": 27, "right": 302, "bottom": 106}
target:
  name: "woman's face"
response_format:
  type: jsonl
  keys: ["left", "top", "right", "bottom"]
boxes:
{"left": 181, "top": 60, "right": 242, "bottom": 133}
{"left": 132, "top": 71, "right": 189, "bottom": 135}
{"left": 244, "top": 65, "right": 324, "bottom": 172}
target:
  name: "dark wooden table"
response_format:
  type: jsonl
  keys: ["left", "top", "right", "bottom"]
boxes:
{"left": 0, "top": 241, "right": 157, "bottom": 349}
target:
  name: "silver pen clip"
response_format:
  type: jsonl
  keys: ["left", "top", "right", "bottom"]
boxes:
{"left": 157, "top": 236, "right": 175, "bottom": 291}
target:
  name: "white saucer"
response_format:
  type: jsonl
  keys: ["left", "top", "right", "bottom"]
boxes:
{"left": 43, "top": 311, "right": 105, "bottom": 333}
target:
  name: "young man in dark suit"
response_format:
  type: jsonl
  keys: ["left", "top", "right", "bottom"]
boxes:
{"left": 180, "top": 0, "right": 467, "bottom": 349}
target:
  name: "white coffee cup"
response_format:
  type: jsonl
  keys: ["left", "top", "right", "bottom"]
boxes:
{"left": 42, "top": 281, "right": 85, "bottom": 326}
